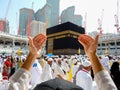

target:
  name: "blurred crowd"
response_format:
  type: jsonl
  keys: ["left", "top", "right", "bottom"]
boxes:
{"left": 0, "top": 53, "right": 120, "bottom": 89}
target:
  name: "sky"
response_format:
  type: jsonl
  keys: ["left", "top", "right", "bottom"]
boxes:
{"left": 0, "top": 0, "right": 118, "bottom": 35}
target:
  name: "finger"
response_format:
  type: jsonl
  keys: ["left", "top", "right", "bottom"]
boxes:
{"left": 36, "top": 38, "right": 46, "bottom": 50}
{"left": 35, "top": 36, "right": 46, "bottom": 43}
{"left": 33, "top": 34, "right": 43, "bottom": 39}
{"left": 37, "top": 37, "right": 46, "bottom": 45}
{"left": 78, "top": 38, "right": 88, "bottom": 48}
{"left": 33, "top": 34, "right": 46, "bottom": 41}
{"left": 78, "top": 38, "right": 87, "bottom": 45}
{"left": 78, "top": 34, "right": 95, "bottom": 46}
{"left": 78, "top": 39, "right": 85, "bottom": 47}
{"left": 94, "top": 34, "right": 99, "bottom": 45}
{"left": 81, "top": 34, "right": 94, "bottom": 42}
{"left": 78, "top": 35, "right": 90, "bottom": 46}
{"left": 28, "top": 36, "right": 33, "bottom": 47}
{"left": 83, "top": 34, "right": 94, "bottom": 40}
{"left": 35, "top": 38, "right": 46, "bottom": 50}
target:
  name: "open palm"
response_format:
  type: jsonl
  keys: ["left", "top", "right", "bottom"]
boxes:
{"left": 78, "top": 34, "right": 99, "bottom": 56}
{"left": 28, "top": 34, "right": 47, "bottom": 56}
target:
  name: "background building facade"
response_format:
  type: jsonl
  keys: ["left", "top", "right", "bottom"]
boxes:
{"left": 61, "top": 6, "right": 82, "bottom": 26}
{"left": 35, "top": 4, "right": 52, "bottom": 28}
{"left": 0, "top": 19, "right": 9, "bottom": 33}
{"left": 19, "top": 1, "right": 83, "bottom": 37}
{"left": 30, "top": 20, "right": 46, "bottom": 37}
{"left": 46, "top": 0, "right": 60, "bottom": 27}
{"left": 19, "top": 8, "right": 34, "bottom": 36}
{"left": 89, "top": 31, "right": 120, "bottom": 56}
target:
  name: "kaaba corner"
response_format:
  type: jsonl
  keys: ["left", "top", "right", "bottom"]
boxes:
{"left": 46, "top": 22, "right": 85, "bottom": 55}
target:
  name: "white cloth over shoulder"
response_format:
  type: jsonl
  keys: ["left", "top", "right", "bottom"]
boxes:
{"left": 95, "top": 70, "right": 117, "bottom": 90}
{"left": 30, "top": 59, "right": 42, "bottom": 86}
{"left": 52, "top": 63, "right": 65, "bottom": 79}
{"left": 100, "top": 56, "right": 110, "bottom": 72}
{"left": 9, "top": 68, "right": 31, "bottom": 90}
{"left": 72, "top": 64, "right": 79, "bottom": 77}
{"left": 61, "top": 61, "right": 70, "bottom": 73}
{"left": 40, "top": 63, "right": 53, "bottom": 82}
{"left": 76, "top": 70, "right": 93, "bottom": 90}
{"left": 8, "top": 68, "right": 118, "bottom": 90}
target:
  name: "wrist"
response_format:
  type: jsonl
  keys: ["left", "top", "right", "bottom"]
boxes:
{"left": 87, "top": 52, "right": 97, "bottom": 59}
{"left": 22, "top": 52, "right": 37, "bottom": 71}
{"left": 28, "top": 52, "right": 37, "bottom": 59}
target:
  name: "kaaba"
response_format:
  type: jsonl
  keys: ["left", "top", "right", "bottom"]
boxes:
{"left": 46, "top": 22, "right": 85, "bottom": 55}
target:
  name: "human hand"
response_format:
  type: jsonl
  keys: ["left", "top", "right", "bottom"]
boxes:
{"left": 57, "top": 74, "right": 64, "bottom": 79}
{"left": 28, "top": 34, "right": 47, "bottom": 57}
{"left": 78, "top": 34, "right": 99, "bottom": 56}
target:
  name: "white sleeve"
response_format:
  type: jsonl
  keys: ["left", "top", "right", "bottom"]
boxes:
{"left": 8, "top": 68, "right": 31, "bottom": 90}
{"left": 95, "top": 70, "right": 117, "bottom": 90}
{"left": 76, "top": 72, "right": 93, "bottom": 90}
{"left": 86, "top": 76, "right": 93, "bottom": 90}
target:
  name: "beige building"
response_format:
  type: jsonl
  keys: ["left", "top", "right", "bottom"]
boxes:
{"left": 89, "top": 31, "right": 120, "bottom": 56}
{"left": 30, "top": 20, "right": 46, "bottom": 37}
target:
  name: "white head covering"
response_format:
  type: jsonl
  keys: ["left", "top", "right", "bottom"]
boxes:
{"left": 73, "top": 59, "right": 77, "bottom": 64}
{"left": 48, "top": 58, "right": 53, "bottom": 61}
{"left": 82, "top": 60, "right": 91, "bottom": 67}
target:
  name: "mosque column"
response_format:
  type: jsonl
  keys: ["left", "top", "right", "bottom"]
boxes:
{"left": 12, "top": 38, "right": 15, "bottom": 54}
{"left": 3, "top": 40, "right": 5, "bottom": 48}
{"left": 104, "top": 42, "right": 108, "bottom": 55}
{"left": 108, "top": 42, "right": 110, "bottom": 55}
{"left": 114, "top": 35, "right": 117, "bottom": 56}
{"left": 41, "top": 42, "right": 46, "bottom": 56}
{"left": 13, "top": 38, "right": 15, "bottom": 50}
{"left": 47, "top": 38, "right": 53, "bottom": 54}
{"left": 3, "top": 40, "right": 5, "bottom": 52}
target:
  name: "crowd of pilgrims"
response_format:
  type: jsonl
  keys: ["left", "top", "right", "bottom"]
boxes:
{"left": 0, "top": 53, "right": 120, "bottom": 89}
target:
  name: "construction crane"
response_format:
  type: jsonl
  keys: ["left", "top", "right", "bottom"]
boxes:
{"left": 0, "top": 0, "right": 11, "bottom": 32}
{"left": 27, "top": 2, "right": 34, "bottom": 36}
{"left": 114, "top": 0, "right": 120, "bottom": 33}
{"left": 114, "top": 15, "right": 120, "bottom": 32}
{"left": 16, "top": 12, "right": 20, "bottom": 35}
{"left": 4, "top": 0, "right": 11, "bottom": 21}
{"left": 97, "top": 9, "right": 104, "bottom": 35}
{"left": 83, "top": 12, "right": 87, "bottom": 33}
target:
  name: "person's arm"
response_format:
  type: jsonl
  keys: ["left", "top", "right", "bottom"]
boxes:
{"left": 9, "top": 34, "right": 47, "bottom": 90}
{"left": 78, "top": 34, "right": 117, "bottom": 90}
{"left": 22, "top": 34, "right": 46, "bottom": 71}
{"left": 88, "top": 53, "right": 104, "bottom": 75}
{"left": 78, "top": 34, "right": 104, "bottom": 75}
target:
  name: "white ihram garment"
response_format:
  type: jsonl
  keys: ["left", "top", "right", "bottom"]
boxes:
{"left": 30, "top": 59, "right": 42, "bottom": 86}
{"left": 100, "top": 56, "right": 110, "bottom": 72}
{"left": 40, "top": 63, "right": 53, "bottom": 82}
{"left": 76, "top": 69, "right": 93, "bottom": 90}
{"left": 8, "top": 69, "right": 117, "bottom": 90}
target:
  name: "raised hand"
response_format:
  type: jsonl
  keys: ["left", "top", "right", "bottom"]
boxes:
{"left": 28, "top": 34, "right": 47, "bottom": 56}
{"left": 78, "top": 34, "right": 99, "bottom": 56}
{"left": 21, "top": 34, "right": 47, "bottom": 71}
